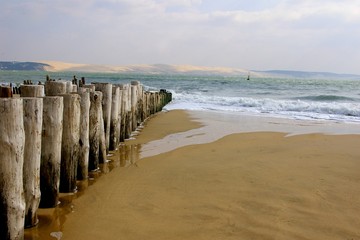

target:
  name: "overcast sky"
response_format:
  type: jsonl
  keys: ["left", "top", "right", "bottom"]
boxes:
{"left": 1, "top": 0, "right": 360, "bottom": 74}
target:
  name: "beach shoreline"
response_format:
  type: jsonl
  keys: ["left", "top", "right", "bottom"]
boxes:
{"left": 25, "top": 110, "right": 360, "bottom": 240}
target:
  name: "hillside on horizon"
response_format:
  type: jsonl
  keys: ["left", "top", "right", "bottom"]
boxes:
{"left": 1, "top": 61, "right": 359, "bottom": 80}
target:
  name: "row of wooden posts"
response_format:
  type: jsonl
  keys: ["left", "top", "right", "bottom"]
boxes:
{"left": 0, "top": 79, "right": 172, "bottom": 240}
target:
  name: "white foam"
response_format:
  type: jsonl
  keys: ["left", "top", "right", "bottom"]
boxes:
{"left": 140, "top": 110, "right": 360, "bottom": 158}
{"left": 164, "top": 92, "right": 360, "bottom": 123}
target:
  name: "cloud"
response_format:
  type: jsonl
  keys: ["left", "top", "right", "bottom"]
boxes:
{"left": 1, "top": 0, "right": 360, "bottom": 73}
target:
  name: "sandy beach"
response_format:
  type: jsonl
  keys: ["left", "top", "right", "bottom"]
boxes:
{"left": 25, "top": 110, "right": 360, "bottom": 240}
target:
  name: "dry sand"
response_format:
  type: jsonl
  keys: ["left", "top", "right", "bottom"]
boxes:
{"left": 25, "top": 110, "right": 360, "bottom": 240}
{"left": 39, "top": 60, "right": 252, "bottom": 75}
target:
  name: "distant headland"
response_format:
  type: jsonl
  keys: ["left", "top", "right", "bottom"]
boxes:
{"left": 1, "top": 61, "right": 359, "bottom": 79}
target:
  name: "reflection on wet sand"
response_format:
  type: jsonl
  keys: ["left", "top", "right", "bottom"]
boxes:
{"left": 24, "top": 143, "right": 141, "bottom": 240}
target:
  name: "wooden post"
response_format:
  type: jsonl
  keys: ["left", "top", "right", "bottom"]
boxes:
{"left": 82, "top": 84, "right": 96, "bottom": 92}
{"left": 130, "top": 83, "right": 138, "bottom": 132}
{"left": 93, "top": 83, "right": 112, "bottom": 152}
{"left": 72, "top": 84, "right": 78, "bottom": 93}
{"left": 117, "top": 87, "right": 123, "bottom": 143}
{"left": 77, "top": 91, "right": 90, "bottom": 180}
{"left": 66, "top": 81, "right": 73, "bottom": 93}
{"left": 118, "top": 85, "right": 126, "bottom": 142}
{"left": 40, "top": 96, "right": 63, "bottom": 208}
{"left": 143, "top": 91, "right": 149, "bottom": 120}
{"left": 137, "top": 85, "right": 144, "bottom": 123}
{"left": 151, "top": 92, "right": 156, "bottom": 115}
{"left": 20, "top": 85, "right": 45, "bottom": 97}
{"left": 144, "top": 92, "right": 150, "bottom": 119}
{"left": 23, "top": 98, "right": 43, "bottom": 228}
{"left": 60, "top": 93, "right": 81, "bottom": 193}
{"left": 44, "top": 81, "right": 67, "bottom": 96}
{"left": 88, "top": 91, "right": 101, "bottom": 171}
{"left": 109, "top": 86, "right": 120, "bottom": 151}
{"left": 98, "top": 99, "right": 107, "bottom": 164}
{"left": 113, "top": 84, "right": 123, "bottom": 143}
{"left": 0, "top": 98, "right": 25, "bottom": 240}
{"left": 122, "top": 84, "right": 132, "bottom": 139}
{"left": 0, "top": 86, "right": 13, "bottom": 98}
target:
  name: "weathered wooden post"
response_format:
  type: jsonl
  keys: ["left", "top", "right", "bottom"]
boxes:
{"left": 117, "top": 86, "right": 123, "bottom": 143}
{"left": 122, "top": 84, "right": 132, "bottom": 139}
{"left": 144, "top": 91, "right": 150, "bottom": 119}
{"left": 44, "top": 81, "right": 67, "bottom": 96}
{"left": 88, "top": 91, "right": 101, "bottom": 171}
{"left": 144, "top": 92, "right": 150, "bottom": 119}
{"left": 0, "top": 98, "right": 25, "bottom": 240}
{"left": 118, "top": 85, "right": 126, "bottom": 142}
{"left": 40, "top": 96, "right": 63, "bottom": 208}
{"left": 156, "top": 92, "right": 161, "bottom": 112}
{"left": 136, "top": 83, "right": 144, "bottom": 123}
{"left": 137, "top": 84, "right": 144, "bottom": 123}
{"left": 66, "top": 81, "right": 73, "bottom": 93}
{"left": 20, "top": 85, "right": 45, "bottom": 97}
{"left": 93, "top": 83, "right": 112, "bottom": 152}
{"left": 60, "top": 93, "right": 81, "bottom": 193}
{"left": 130, "top": 82, "right": 138, "bottom": 132}
{"left": 0, "top": 86, "right": 13, "bottom": 98}
{"left": 23, "top": 98, "right": 43, "bottom": 228}
{"left": 151, "top": 92, "right": 156, "bottom": 115}
{"left": 98, "top": 101, "right": 107, "bottom": 164}
{"left": 82, "top": 84, "right": 96, "bottom": 92}
{"left": 77, "top": 90, "right": 90, "bottom": 180}
{"left": 110, "top": 86, "right": 120, "bottom": 151}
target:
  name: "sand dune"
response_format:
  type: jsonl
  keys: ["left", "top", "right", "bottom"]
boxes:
{"left": 39, "top": 60, "right": 252, "bottom": 75}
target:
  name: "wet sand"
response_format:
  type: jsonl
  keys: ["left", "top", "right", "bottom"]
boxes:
{"left": 26, "top": 110, "right": 360, "bottom": 240}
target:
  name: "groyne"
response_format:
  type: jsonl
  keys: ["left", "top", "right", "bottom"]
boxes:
{"left": 0, "top": 78, "right": 172, "bottom": 240}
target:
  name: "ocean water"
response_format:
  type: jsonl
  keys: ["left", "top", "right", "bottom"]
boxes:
{"left": 1, "top": 70, "right": 360, "bottom": 123}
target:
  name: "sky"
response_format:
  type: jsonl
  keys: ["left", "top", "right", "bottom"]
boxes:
{"left": 1, "top": 0, "right": 360, "bottom": 74}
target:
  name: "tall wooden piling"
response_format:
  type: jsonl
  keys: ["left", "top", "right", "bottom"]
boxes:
{"left": 66, "top": 81, "right": 73, "bottom": 93}
{"left": 23, "top": 98, "right": 43, "bottom": 228}
{"left": 0, "top": 98, "right": 25, "bottom": 240}
{"left": 88, "top": 91, "right": 101, "bottom": 171}
{"left": 60, "top": 93, "right": 81, "bottom": 193}
{"left": 110, "top": 86, "right": 120, "bottom": 151}
{"left": 98, "top": 99, "right": 107, "bottom": 164}
{"left": 93, "top": 83, "right": 112, "bottom": 152}
{"left": 117, "top": 86, "right": 123, "bottom": 146}
{"left": 82, "top": 84, "right": 96, "bottom": 92}
{"left": 118, "top": 85, "right": 126, "bottom": 142}
{"left": 0, "top": 86, "right": 13, "bottom": 98}
{"left": 20, "top": 85, "right": 45, "bottom": 97}
{"left": 131, "top": 83, "right": 138, "bottom": 132}
{"left": 121, "top": 84, "right": 132, "bottom": 139}
{"left": 44, "top": 81, "right": 67, "bottom": 96}
{"left": 40, "top": 96, "right": 63, "bottom": 208}
{"left": 77, "top": 90, "right": 90, "bottom": 180}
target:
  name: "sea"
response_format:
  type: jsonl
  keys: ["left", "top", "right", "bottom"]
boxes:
{"left": 1, "top": 70, "right": 360, "bottom": 124}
